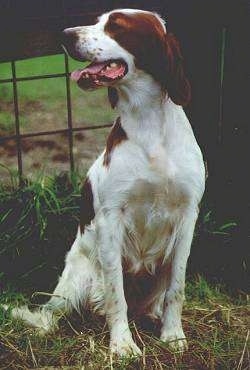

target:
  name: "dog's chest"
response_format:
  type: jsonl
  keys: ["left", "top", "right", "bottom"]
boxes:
{"left": 96, "top": 137, "right": 191, "bottom": 273}
{"left": 122, "top": 175, "right": 187, "bottom": 274}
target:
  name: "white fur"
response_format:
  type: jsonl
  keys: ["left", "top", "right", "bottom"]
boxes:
{"left": 10, "top": 9, "right": 205, "bottom": 357}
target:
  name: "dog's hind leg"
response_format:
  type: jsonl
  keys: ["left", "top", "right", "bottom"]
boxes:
{"left": 10, "top": 228, "right": 98, "bottom": 332}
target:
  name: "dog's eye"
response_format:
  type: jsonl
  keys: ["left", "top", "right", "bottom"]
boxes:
{"left": 106, "top": 13, "right": 128, "bottom": 34}
{"left": 110, "top": 22, "right": 124, "bottom": 32}
{"left": 108, "top": 20, "right": 124, "bottom": 33}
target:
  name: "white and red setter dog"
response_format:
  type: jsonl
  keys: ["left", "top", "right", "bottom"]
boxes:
{"left": 10, "top": 9, "right": 205, "bottom": 356}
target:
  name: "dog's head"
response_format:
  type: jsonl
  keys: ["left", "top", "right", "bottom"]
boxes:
{"left": 62, "top": 9, "right": 190, "bottom": 106}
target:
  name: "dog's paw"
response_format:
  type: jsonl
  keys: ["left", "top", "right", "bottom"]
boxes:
{"left": 160, "top": 329, "right": 188, "bottom": 353}
{"left": 110, "top": 336, "right": 142, "bottom": 357}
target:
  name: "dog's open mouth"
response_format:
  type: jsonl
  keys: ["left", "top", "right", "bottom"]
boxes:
{"left": 71, "top": 59, "right": 128, "bottom": 89}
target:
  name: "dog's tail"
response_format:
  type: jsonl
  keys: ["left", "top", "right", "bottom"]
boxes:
{"left": 2, "top": 229, "right": 101, "bottom": 331}
{"left": 1, "top": 263, "right": 91, "bottom": 333}
{"left": 2, "top": 303, "right": 58, "bottom": 333}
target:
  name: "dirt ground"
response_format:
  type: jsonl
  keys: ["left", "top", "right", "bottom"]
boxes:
{"left": 0, "top": 99, "right": 113, "bottom": 183}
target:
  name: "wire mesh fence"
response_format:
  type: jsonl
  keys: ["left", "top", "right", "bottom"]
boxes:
{"left": 0, "top": 2, "right": 167, "bottom": 185}
{"left": 0, "top": 53, "right": 113, "bottom": 185}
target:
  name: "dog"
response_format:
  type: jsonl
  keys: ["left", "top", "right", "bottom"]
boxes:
{"left": 10, "top": 9, "right": 205, "bottom": 356}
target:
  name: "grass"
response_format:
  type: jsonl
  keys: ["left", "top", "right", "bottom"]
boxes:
{"left": 0, "top": 277, "right": 248, "bottom": 369}
{"left": 0, "top": 174, "right": 249, "bottom": 369}
{"left": 0, "top": 54, "right": 115, "bottom": 182}
{"left": 0, "top": 54, "right": 116, "bottom": 132}
{"left": 0, "top": 173, "right": 82, "bottom": 293}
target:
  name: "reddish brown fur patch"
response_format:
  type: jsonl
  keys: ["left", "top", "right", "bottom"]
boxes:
{"left": 105, "top": 12, "right": 191, "bottom": 106}
{"left": 80, "top": 178, "right": 95, "bottom": 233}
{"left": 103, "top": 117, "right": 127, "bottom": 166}
{"left": 124, "top": 260, "right": 172, "bottom": 317}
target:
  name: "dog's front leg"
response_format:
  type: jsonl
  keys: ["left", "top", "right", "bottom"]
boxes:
{"left": 160, "top": 211, "right": 198, "bottom": 352}
{"left": 98, "top": 211, "right": 141, "bottom": 357}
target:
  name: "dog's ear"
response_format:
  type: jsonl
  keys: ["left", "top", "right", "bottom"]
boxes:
{"left": 163, "top": 33, "right": 191, "bottom": 106}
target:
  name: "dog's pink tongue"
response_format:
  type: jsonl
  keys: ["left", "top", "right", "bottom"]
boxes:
{"left": 71, "top": 61, "right": 107, "bottom": 81}
{"left": 101, "top": 65, "right": 126, "bottom": 79}
{"left": 71, "top": 69, "right": 84, "bottom": 81}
